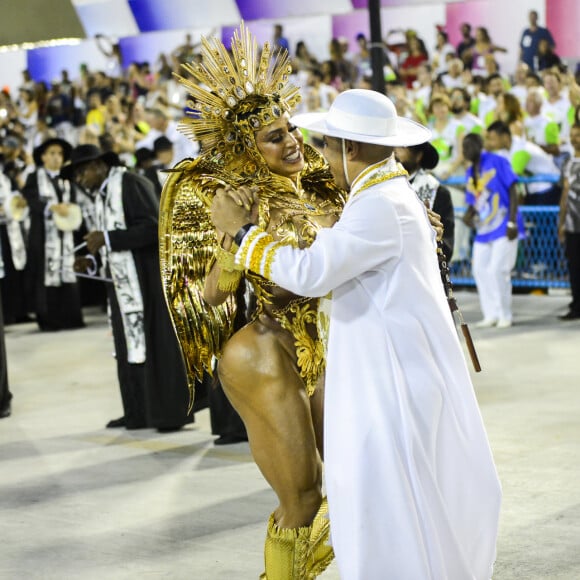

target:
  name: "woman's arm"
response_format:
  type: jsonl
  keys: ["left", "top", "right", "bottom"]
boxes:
{"left": 506, "top": 182, "right": 519, "bottom": 240}
{"left": 203, "top": 232, "right": 237, "bottom": 306}
{"left": 462, "top": 205, "right": 477, "bottom": 228}
{"left": 490, "top": 43, "right": 508, "bottom": 54}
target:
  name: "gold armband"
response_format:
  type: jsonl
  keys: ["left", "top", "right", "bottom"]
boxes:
{"left": 215, "top": 245, "right": 243, "bottom": 292}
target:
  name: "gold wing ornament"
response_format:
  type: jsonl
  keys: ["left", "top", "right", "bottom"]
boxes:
{"left": 159, "top": 157, "right": 245, "bottom": 404}
{"left": 158, "top": 22, "right": 337, "bottom": 404}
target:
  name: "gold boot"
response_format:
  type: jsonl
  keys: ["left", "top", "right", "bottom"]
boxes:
{"left": 260, "top": 499, "right": 334, "bottom": 580}
{"left": 307, "top": 497, "right": 334, "bottom": 579}
{"left": 262, "top": 513, "right": 311, "bottom": 580}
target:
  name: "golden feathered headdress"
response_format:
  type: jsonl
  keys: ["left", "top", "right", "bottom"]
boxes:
{"left": 160, "top": 24, "right": 304, "bottom": 406}
{"left": 177, "top": 22, "right": 301, "bottom": 177}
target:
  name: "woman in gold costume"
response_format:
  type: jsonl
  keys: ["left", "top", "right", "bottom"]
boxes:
{"left": 159, "top": 25, "right": 343, "bottom": 579}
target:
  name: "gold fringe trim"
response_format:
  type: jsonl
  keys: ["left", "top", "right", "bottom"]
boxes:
{"left": 237, "top": 226, "right": 262, "bottom": 269}
{"left": 215, "top": 245, "right": 240, "bottom": 270}
{"left": 215, "top": 244, "right": 243, "bottom": 292}
{"left": 263, "top": 242, "right": 282, "bottom": 279}
{"left": 216, "top": 269, "right": 243, "bottom": 292}
{"left": 249, "top": 235, "right": 274, "bottom": 274}
{"left": 351, "top": 168, "right": 408, "bottom": 197}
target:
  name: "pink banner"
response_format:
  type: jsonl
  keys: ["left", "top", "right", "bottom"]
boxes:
{"left": 332, "top": 11, "right": 370, "bottom": 53}
{"left": 547, "top": 0, "right": 580, "bottom": 59}
{"left": 446, "top": 1, "right": 492, "bottom": 47}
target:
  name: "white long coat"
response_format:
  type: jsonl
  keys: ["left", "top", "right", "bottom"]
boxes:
{"left": 238, "top": 157, "right": 502, "bottom": 580}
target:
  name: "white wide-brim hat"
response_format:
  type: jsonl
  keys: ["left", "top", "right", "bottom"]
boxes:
{"left": 291, "top": 88, "right": 431, "bottom": 147}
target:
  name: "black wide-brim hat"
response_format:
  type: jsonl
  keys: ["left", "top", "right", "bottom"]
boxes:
{"left": 60, "top": 144, "right": 121, "bottom": 180}
{"left": 33, "top": 137, "right": 73, "bottom": 167}
{"left": 408, "top": 141, "right": 439, "bottom": 170}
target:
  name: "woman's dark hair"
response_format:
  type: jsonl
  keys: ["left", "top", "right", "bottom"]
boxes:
{"left": 464, "top": 132, "right": 483, "bottom": 147}
{"left": 321, "top": 60, "right": 338, "bottom": 79}
{"left": 463, "top": 132, "right": 484, "bottom": 187}
{"left": 476, "top": 27, "right": 491, "bottom": 43}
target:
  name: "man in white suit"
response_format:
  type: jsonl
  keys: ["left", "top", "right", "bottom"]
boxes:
{"left": 211, "top": 89, "right": 501, "bottom": 580}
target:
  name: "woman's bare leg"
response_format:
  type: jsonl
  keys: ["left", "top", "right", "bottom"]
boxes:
{"left": 309, "top": 379, "right": 324, "bottom": 461}
{"left": 218, "top": 322, "right": 322, "bottom": 528}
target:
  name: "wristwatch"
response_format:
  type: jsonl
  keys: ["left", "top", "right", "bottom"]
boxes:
{"left": 506, "top": 221, "right": 517, "bottom": 228}
{"left": 234, "top": 223, "right": 255, "bottom": 246}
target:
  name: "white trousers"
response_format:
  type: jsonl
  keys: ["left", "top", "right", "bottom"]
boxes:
{"left": 472, "top": 236, "right": 518, "bottom": 322}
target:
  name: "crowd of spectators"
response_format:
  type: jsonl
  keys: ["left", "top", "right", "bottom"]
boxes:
{"left": 1, "top": 14, "right": 578, "bottom": 192}
{"left": 1, "top": 13, "right": 579, "bottom": 325}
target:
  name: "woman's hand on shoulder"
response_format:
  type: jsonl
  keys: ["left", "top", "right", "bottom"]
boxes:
{"left": 211, "top": 185, "right": 259, "bottom": 237}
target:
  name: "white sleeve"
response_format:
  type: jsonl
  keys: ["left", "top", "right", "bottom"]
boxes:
{"left": 235, "top": 192, "right": 402, "bottom": 297}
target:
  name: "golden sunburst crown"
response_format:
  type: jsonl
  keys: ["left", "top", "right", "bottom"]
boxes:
{"left": 177, "top": 22, "right": 302, "bottom": 177}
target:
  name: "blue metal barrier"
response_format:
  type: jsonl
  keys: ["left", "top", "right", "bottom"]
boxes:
{"left": 441, "top": 174, "right": 570, "bottom": 289}
{"left": 442, "top": 174, "right": 561, "bottom": 186}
